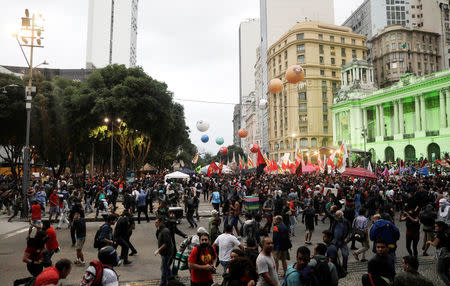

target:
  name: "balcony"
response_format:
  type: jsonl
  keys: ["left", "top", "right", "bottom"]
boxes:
{"left": 384, "top": 136, "right": 394, "bottom": 141}
{"left": 426, "top": 130, "right": 439, "bottom": 136}
{"left": 403, "top": 133, "right": 415, "bottom": 139}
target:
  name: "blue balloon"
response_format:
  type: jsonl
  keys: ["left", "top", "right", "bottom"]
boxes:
{"left": 201, "top": 134, "right": 209, "bottom": 143}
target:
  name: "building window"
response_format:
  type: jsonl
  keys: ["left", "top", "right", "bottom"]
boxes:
{"left": 322, "top": 138, "right": 328, "bottom": 146}
{"left": 323, "top": 103, "right": 328, "bottom": 112}
{"left": 330, "top": 46, "right": 335, "bottom": 55}
{"left": 331, "top": 58, "right": 335, "bottom": 65}
{"left": 280, "top": 142, "right": 284, "bottom": 149}
{"left": 311, "top": 138, "right": 317, "bottom": 147}
{"left": 342, "top": 59, "right": 346, "bottom": 66}
{"left": 320, "top": 56, "right": 324, "bottom": 64}
{"left": 296, "top": 33, "right": 304, "bottom": 40}
{"left": 299, "top": 103, "right": 307, "bottom": 112}
{"left": 323, "top": 114, "right": 328, "bottom": 122}
{"left": 341, "top": 48, "right": 346, "bottom": 57}
{"left": 352, "top": 39, "right": 356, "bottom": 45}
{"left": 298, "top": 92, "right": 307, "bottom": 101}
{"left": 300, "top": 138, "right": 308, "bottom": 146}
{"left": 299, "top": 115, "right": 308, "bottom": 124}
{"left": 341, "top": 37, "right": 345, "bottom": 43}
{"left": 322, "top": 92, "right": 327, "bottom": 100}
{"left": 318, "top": 34, "right": 323, "bottom": 40}
{"left": 323, "top": 126, "right": 328, "bottom": 133}
{"left": 332, "top": 71, "right": 336, "bottom": 77}
{"left": 297, "top": 55, "right": 305, "bottom": 63}
{"left": 320, "top": 70, "right": 325, "bottom": 76}
{"left": 322, "top": 80, "right": 327, "bottom": 88}
{"left": 332, "top": 82, "right": 337, "bottom": 91}
{"left": 352, "top": 49, "right": 356, "bottom": 58}
{"left": 330, "top": 36, "right": 334, "bottom": 42}
{"left": 284, "top": 50, "right": 288, "bottom": 59}
{"left": 319, "top": 44, "right": 324, "bottom": 54}
{"left": 297, "top": 44, "right": 305, "bottom": 53}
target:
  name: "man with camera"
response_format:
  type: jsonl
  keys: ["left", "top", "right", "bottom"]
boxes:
{"left": 188, "top": 232, "right": 217, "bottom": 286}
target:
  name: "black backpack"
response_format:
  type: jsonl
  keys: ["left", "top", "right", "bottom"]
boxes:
{"left": 312, "top": 256, "right": 332, "bottom": 286}
{"left": 93, "top": 223, "right": 107, "bottom": 248}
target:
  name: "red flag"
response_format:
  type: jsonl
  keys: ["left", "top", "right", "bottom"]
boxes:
{"left": 257, "top": 149, "right": 266, "bottom": 166}
{"left": 420, "top": 158, "right": 428, "bottom": 168}
{"left": 282, "top": 161, "right": 288, "bottom": 170}
{"left": 270, "top": 160, "right": 278, "bottom": 172}
{"left": 307, "top": 160, "right": 312, "bottom": 166}
{"left": 218, "top": 161, "right": 224, "bottom": 176}
{"left": 207, "top": 161, "right": 219, "bottom": 177}
{"left": 400, "top": 160, "right": 404, "bottom": 168}
{"left": 290, "top": 162, "right": 296, "bottom": 174}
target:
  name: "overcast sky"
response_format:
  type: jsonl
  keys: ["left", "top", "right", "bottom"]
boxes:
{"left": 0, "top": 0, "right": 364, "bottom": 155}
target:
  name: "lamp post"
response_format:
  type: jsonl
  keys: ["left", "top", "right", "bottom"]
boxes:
{"left": 14, "top": 9, "right": 45, "bottom": 205}
{"left": 361, "top": 127, "right": 368, "bottom": 168}
{"left": 104, "top": 117, "right": 121, "bottom": 174}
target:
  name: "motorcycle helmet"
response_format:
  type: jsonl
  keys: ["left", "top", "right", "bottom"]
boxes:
{"left": 98, "top": 246, "right": 120, "bottom": 266}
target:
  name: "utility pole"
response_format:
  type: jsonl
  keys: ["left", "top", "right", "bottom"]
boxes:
{"left": 15, "top": 9, "right": 46, "bottom": 212}
{"left": 362, "top": 127, "right": 368, "bottom": 168}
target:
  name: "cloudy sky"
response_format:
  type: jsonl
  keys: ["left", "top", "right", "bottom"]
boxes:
{"left": 0, "top": 0, "right": 364, "bottom": 154}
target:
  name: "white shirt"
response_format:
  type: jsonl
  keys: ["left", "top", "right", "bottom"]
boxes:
{"left": 213, "top": 233, "right": 241, "bottom": 262}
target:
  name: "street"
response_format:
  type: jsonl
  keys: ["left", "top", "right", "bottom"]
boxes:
{"left": 0, "top": 201, "right": 445, "bottom": 286}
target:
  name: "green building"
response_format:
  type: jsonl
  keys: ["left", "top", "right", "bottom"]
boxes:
{"left": 331, "top": 60, "right": 450, "bottom": 163}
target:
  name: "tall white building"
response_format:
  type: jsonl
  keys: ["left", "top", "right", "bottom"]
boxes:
{"left": 236, "top": 19, "right": 260, "bottom": 148}
{"left": 86, "top": 0, "right": 138, "bottom": 69}
{"left": 258, "top": 0, "right": 335, "bottom": 153}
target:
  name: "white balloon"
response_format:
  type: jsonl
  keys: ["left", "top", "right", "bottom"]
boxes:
{"left": 259, "top": 99, "right": 268, "bottom": 110}
{"left": 196, "top": 120, "right": 209, "bottom": 132}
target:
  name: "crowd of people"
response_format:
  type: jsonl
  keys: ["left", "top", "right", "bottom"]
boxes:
{"left": 0, "top": 164, "right": 449, "bottom": 286}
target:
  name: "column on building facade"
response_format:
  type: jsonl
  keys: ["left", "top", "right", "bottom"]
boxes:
{"left": 350, "top": 69, "right": 354, "bottom": 82}
{"left": 440, "top": 90, "right": 446, "bottom": 128}
{"left": 393, "top": 101, "right": 399, "bottom": 134}
{"left": 363, "top": 108, "right": 368, "bottom": 130}
{"left": 398, "top": 99, "right": 404, "bottom": 134}
{"left": 375, "top": 105, "right": 380, "bottom": 136}
{"left": 415, "top": 96, "right": 421, "bottom": 131}
{"left": 446, "top": 90, "right": 450, "bottom": 128}
{"left": 359, "top": 68, "right": 363, "bottom": 82}
{"left": 333, "top": 112, "right": 337, "bottom": 145}
{"left": 379, "top": 104, "right": 385, "bottom": 137}
{"left": 420, "top": 94, "right": 426, "bottom": 132}
{"left": 371, "top": 69, "right": 374, "bottom": 82}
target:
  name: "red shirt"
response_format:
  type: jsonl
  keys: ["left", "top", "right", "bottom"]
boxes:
{"left": 34, "top": 266, "right": 60, "bottom": 286}
{"left": 49, "top": 193, "right": 59, "bottom": 207}
{"left": 45, "top": 227, "right": 59, "bottom": 250}
{"left": 31, "top": 204, "right": 42, "bottom": 220}
{"left": 25, "top": 246, "right": 43, "bottom": 262}
{"left": 188, "top": 246, "right": 217, "bottom": 283}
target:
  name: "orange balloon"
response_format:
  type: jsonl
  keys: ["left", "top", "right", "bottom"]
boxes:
{"left": 268, "top": 78, "right": 283, "bottom": 94}
{"left": 238, "top": 129, "right": 248, "bottom": 138}
{"left": 285, "top": 65, "right": 305, "bottom": 84}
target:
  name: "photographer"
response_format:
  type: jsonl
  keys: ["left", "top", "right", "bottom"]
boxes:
{"left": 188, "top": 232, "right": 217, "bottom": 286}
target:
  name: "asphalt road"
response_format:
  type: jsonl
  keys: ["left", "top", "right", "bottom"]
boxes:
{"left": 0, "top": 204, "right": 446, "bottom": 286}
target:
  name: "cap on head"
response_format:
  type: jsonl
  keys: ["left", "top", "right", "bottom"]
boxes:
{"left": 197, "top": 226, "right": 207, "bottom": 235}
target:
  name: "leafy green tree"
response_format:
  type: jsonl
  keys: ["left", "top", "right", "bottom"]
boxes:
{"left": 0, "top": 73, "right": 26, "bottom": 179}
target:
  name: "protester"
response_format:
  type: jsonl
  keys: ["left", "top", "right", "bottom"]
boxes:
{"left": 42, "top": 220, "right": 59, "bottom": 267}
{"left": 72, "top": 212, "right": 86, "bottom": 266}
{"left": 352, "top": 207, "right": 369, "bottom": 262}
{"left": 272, "top": 215, "right": 290, "bottom": 276}
{"left": 80, "top": 246, "right": 120, "bottom": 286}
{"left": 301, "top": 203, "right": 317, "bottom": 245}
{"left": 28, "top": 200, "right": 43, "bottom": 238}
{"left": 155, "top": 218, "right": 174, "bottom": 286}
{"left": 96, "top": 214, "right": 117, "bottom": 250}
{"left": 426, "top": 221, "right": 450, "bottom": 285}
{"left": 362, "top": 238, "right": 396, "bottom": 286}
{"left": 399, "top": 208, "right": 420, "bottom": 257}
{"left": 308, "top": 243, "right": 338, "bottom": 286}
{"left": 369, "top": 213, "right": 400, "bottom": 257}
{"left": 213, "top": 224, "right": 243, "bottom": 274}
{"left": 188, "top": 232, "right": 217, "bottom": 286}
{"left": 34, "top": 258, "right": 72, "bottom": 286}
{"left": 256, "top": 237, "right": 279, "bottom": 286}
{"left": 113, "top": 209, "right": 133, "bottom": 265}
{"left": 393, "top": 255, "right": 433, "bottom": 286}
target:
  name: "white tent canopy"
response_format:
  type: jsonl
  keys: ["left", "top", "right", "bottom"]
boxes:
{"left": 164, "top": 171, "right": 190, "bottom": 183}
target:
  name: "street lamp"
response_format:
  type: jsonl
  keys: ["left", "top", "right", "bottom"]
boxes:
{"left": 1, "top": 84, "right": 19, "bottom": 94}
{"left": 104, "top": 117, "right": 121, "bottom": 174}
{"left": 361, "top": 127, "right": 368, "bottom": 168}
{"left": 14, "top": 9, "right": 45, "bottom": 206}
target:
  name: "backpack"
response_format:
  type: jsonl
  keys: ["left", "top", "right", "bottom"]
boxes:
{"left": 311, "top": 257, "right": 332, "bottom": 286}
{"left": 93, "top": 223, "right": 107, "bottom": 249}
{"left": 88, "top": 260, "right": 114, "bottom": 286}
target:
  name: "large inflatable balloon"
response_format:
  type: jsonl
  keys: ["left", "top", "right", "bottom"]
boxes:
{"left": 285, "top": 65, "right": 305, "bottom": 84}
{"left": 268, "top": 78, "right": 283, "bottom": 94}
{"left": 201, "top": 134, "right": 209, "bottom": 143}
{"left": 196, "top": 120, "right": 209, "bottom": 132}
{"left": 250, "top": 143, "right": 260, "bottom": 153}
{"left": 219, "top": 146, "right": 228, "bottom": 155}
{"left": 259, "top": 99, "right": 268, "bottom": 110}
{"left": 215, "top": 137, "right": 224, "bottom": 145}
{"left": 238, "top": 129, "right": 248, "bottom": 138}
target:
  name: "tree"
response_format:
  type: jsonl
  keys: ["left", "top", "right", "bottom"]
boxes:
{"left": 0, "top": 73, "right": 26, "bottom": 180}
